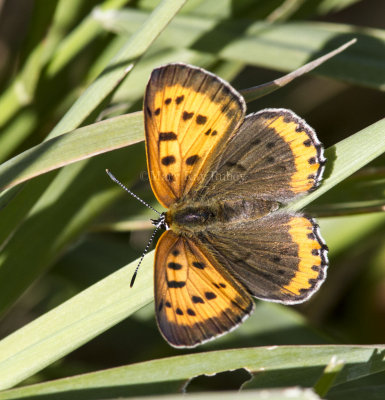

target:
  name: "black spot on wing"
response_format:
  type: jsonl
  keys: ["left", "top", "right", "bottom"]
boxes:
{"left": 167, "top": 280, "right": 186, "bottom": 288}
{"left": 196, "top": 115, "right": 207, "bottom": 125}
{"left": 205, "top": 291, "right": 217, "bottom": 300}
{"left": 166, "top": 173, "right": 175, "bottom": 182}
{"left": 192, "top": 261, "right": 205, "bottom": 269}
{"left": 183, "top": 111, "right": 194, "bottom": 120}
{"left": 192, "top": 295, "right": 204, "bottom": 304}
{"left": 186, "top": 155, "right": 200, "bottom": 165}
{"left": 176, "top": 95, "right": 184, "bottom": 104}
{"left": 225, "top": 160, "right": 246, "bottom": 171}
{"left": 168, "top": 262, "right": 182, "bottom": 270}
{"left": 251, "top": 138, "right": 261, "bottom": 146}
{"left": 162, "top": 156, "right": 176, "bottom": 166}
{"left": 159, "top": 132, "right": 177, "bottom": 141}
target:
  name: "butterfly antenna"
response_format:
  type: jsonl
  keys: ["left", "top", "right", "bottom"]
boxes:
{"left": 106, "top": 169, "right": 167, "bottom": 287}
{"left": 105, "top": 169, "right": 161, "bottom": 216}
{"left": 130, "top": 221, "right": 162, "bottom": 287}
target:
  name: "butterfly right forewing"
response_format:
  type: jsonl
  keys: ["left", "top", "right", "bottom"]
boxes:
{"left": 144, "top": 63, "right": 246, "bottom": 208}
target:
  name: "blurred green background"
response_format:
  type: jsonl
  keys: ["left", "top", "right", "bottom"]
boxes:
{"left": 0, "top": 0, "right": 385, "bottom": 395}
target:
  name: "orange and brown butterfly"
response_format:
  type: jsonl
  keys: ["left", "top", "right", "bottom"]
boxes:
{"left": 141, "top": 63, "right": 328, "bottom": 348}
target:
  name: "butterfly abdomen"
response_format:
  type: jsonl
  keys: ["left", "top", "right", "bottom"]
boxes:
{"left": 167, "top": 198, "right": 278, "bottom": 234}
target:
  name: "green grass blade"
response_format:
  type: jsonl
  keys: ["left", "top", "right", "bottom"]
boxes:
{"left": 46, "top": 0, "right": 128, "bottom": 77}
{"left": 0, "top": 142, "right": 146, "bottom": 316}
{"left": 0, "top": 1, "right": 58, "bottom": 129}
{"left": 0, "top": 345, "right": 384, "bottom": 398}
{"left": 101, "top": 9, "right": 385, "bottom": 90}
{"left": 288, "top": 118, "right": 385, "bottom": 211}
{"left": 240, "top": 38, "right": 356, "bottom": 102}
{"left": 0, "top": 113, "right": 143, "bottom": 191}
{"left": 49, "top": 0, "right": 187, "bottom": 138}
{"left": 313, "top": 355, "right": 345, "bottom": 397}
{"left": 0, "top": 388, "right": 322, "bottom": 400}
{"left": 0, "top": 255, "right": 153, "bottom": 391}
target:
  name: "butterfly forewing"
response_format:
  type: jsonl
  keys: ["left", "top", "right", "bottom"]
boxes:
{"left": 144, "top": 63, "right": 246, "bottom": 208}
{"left": 154, "top": 230, "right": 254, "bottom": 348}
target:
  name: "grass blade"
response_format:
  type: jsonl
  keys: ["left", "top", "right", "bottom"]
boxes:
{"left": 0, "top": 255, "right": 153, "bottom": 390}
{"left": 100, "top": 9, "right": 385, "bottom": 90}
{"left": 288, "top": 118, "right": 385, "bottom": 211}
{"left": 0, "top": 345, "right": 384, "bottom": 398}
{"left": 49, "top": 0, "right": 188, "bottom": 138}
{"left": 0, "top": 113, "right": 143, "bottom": 191}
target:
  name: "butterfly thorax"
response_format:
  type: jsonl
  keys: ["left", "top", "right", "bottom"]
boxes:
{"left": 165, "top": 197, "right": 278, "bottom": 235}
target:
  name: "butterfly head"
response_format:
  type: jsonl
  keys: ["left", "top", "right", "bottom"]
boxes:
{"left": 151, "top": 212, "right": 169, "bottom": 231}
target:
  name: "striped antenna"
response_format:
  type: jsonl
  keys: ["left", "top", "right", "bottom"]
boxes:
{"left": 106, "top": 169, "right": 166, "bottom": 287}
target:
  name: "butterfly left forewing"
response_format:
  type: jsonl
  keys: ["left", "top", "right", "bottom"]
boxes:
{"left": 144, "top": 63, "right": 246, "bottom": 208}
{"left": 154, "top": 230, "right": 254, "bottom": 348}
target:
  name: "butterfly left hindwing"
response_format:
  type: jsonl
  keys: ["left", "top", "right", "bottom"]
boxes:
{"left": 194, "top": 213, "right": 328, "bottom": 304}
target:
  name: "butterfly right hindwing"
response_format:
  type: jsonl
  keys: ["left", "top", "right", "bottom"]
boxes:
{"left": 198, "top": 108, "right": 326, "bottom": 203}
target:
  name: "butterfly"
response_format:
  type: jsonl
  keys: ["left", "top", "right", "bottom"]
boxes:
{"left": 143, "top": 63, "right": 328, "bottom": 348}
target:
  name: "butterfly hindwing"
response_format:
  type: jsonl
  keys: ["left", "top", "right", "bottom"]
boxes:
{"left": 154, "top": 230, "right": 254, "bottom": 348}
{"left": 196, "top": 213, "right": 328, "bottom": 304}
{"left": 199, "top": 108, "right": 325, "bottom": 203}
{"left": 144, "top": 63, "right": 246, "bottom": 208}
